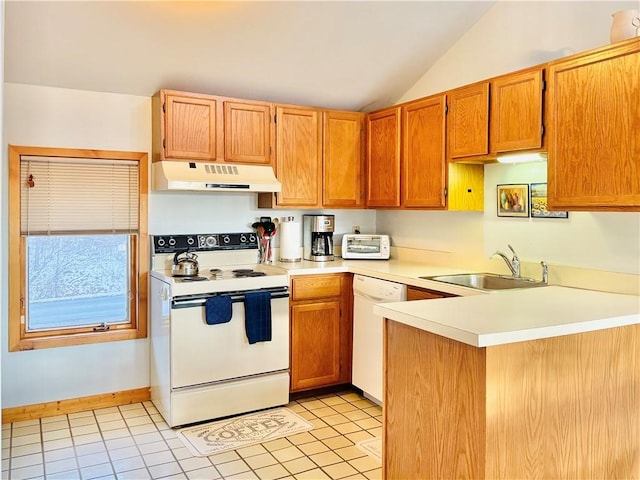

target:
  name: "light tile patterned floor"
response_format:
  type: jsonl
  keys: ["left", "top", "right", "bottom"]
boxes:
{"left": 2, "top": 390, "right": 382, "bottom": 480}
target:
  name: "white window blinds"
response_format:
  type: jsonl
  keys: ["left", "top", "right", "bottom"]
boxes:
{"left": 20, "top": 156, "right": 139, "bottom": 235}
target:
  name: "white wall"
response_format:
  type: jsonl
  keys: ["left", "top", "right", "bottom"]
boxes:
{"left": 379, "top": 0, "right": 640, "bottom": 275}
{"left": 1, "top": 83, "right": 375, "bottom": 408}
{"left": 483, "top": 163, "right": 640, "bottom": 274}
{"left": 1, "top": 84, "right": 152, "bottom": 408}
{"left": 1, "top": 0, "right": 6, "bottom": 417}
{"left": 398, "top": 1, "right": 639, "bottom": 102}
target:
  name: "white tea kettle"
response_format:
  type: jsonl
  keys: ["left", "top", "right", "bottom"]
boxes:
{"left": 171, "top": 251, "right": 199, "bottom": 277}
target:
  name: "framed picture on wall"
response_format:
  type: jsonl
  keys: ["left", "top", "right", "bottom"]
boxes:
{"left": 497, "top": 184, "right": 529, "bottom": 218}
{"left": 530, "top": 183, "right": 569, "bottom": 219}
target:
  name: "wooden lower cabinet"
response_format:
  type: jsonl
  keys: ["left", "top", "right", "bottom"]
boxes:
{"left": 384, "top": 320, "right": 640, "bottom": 479}
{"left": 289, "top": 273, "right": 352, "bottom": 392}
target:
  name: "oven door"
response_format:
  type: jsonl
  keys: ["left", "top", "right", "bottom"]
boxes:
{"left": 169, "top": 287, "right": 289, "bottom": 389}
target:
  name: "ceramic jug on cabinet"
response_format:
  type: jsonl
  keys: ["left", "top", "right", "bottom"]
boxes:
{"left": 610, "top": 9, "right": 640, "bottom": 43}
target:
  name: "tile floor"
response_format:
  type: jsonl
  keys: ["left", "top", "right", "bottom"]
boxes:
{"left": 2, "top": 390, "right": 382, "bottom": 480}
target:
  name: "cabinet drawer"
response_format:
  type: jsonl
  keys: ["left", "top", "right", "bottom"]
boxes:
{"left": 291, "top": 275, "right": 342, "bottom": 301}
{"left": 407, "top": 286, "right": 457, "bottom": 300}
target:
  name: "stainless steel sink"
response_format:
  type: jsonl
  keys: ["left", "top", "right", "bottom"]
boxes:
{"left": 420, "top": 273, "right": 547, "bottom": 291}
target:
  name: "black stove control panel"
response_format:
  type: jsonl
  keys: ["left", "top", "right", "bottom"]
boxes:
{"left": 152, "top": 233, "right": 258, "bottom": 253}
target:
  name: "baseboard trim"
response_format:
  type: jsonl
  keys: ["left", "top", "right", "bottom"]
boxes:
{"left": 2, "top": 387, "right": 151, "bottom": 424}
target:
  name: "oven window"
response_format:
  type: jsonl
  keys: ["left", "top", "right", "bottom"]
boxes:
{"left": 348, "top": 238, "right": 381, "bottom": 254}
{"left": 25, "top": 235, "right": 132, "bottom": 331}
{"left": 8, "top": 146, "right": 148, "bottom": 351}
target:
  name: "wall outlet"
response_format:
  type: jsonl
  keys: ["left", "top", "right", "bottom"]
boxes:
{"left": 352, "top": 225, "right": 360, "bottom": 234}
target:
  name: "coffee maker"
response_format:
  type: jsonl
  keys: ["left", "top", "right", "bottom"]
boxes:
{"left": 303, "top": 215, "right": 335, "bottom": 262}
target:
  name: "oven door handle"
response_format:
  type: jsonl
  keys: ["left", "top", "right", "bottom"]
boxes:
{"left": 172, "top": 289, "right": 289, "bottom": 309}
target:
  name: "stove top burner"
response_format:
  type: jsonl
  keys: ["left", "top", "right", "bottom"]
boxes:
{"left": 180, "top": 276, "right": 208, "bottom": 282}
{"left": 232, "top": 269, "right": 267, "bottom": 278}
{"left": 209, "top": 269, "right": 224, "bottom": 279}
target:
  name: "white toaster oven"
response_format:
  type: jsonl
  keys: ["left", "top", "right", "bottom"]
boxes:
{"left": 341, "top": 234, "right": 390, "bottom": 260}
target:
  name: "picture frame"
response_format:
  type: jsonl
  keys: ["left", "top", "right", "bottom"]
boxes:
{"left": 530, "top": 183, "right": 569, "bottom": 219}
{"left": 497, "top": 184, "right": 529, "bottom": 217}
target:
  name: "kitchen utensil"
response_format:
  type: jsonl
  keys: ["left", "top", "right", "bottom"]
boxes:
{"left": 172, "top": 251, "right": 199, "bottom": 277}
{"left": 264, "top": 221, "right": 276, "bottom": 236}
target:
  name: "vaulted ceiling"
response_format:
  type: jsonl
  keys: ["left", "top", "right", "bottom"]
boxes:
{"left": 4, "top": 1, "right": 495, "bottom": 112}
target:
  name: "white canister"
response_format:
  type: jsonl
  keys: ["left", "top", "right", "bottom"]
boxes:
{"left": 279, "top": 216, "right": 301, "bottom": 262}
{"left": 610, "top": 9, "right": 640, "bottom": 43}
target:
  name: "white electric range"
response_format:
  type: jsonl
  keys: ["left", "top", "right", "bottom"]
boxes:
{"left": 149, "top": 233, "right": 290, "bottom": 427}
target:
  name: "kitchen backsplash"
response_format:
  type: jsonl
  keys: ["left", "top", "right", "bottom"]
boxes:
{"left": 376, "top": 162, "right": 640, "bottom": 276}
{"left": 149, "top": 191, "right": 376, "bottom": 248}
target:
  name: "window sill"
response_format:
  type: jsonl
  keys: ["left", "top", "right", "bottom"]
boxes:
{"left": 9, "top": 327, "right": 147, "bottom": 352}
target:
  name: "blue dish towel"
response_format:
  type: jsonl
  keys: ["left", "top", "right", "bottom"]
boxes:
{"left": 244, "top": 291, "right": 272, "bottom": 344}
{"left": 205, "top": 295, "right": 232, "bottom": 325}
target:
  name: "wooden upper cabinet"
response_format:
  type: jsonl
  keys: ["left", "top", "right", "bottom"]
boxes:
{"left": 402, "top": 95, "right": 447, "bottom": 209}
{"left": 367, "top": 107, "right": 401, "bottom": 207}
{"left": 323, "top": 111, "right": 365, "bottom": 208}
{"left": 447, "top": 163, "right": 484, "bottom": 211}
{"left": 163, "top": 92, "right": 217, "bottom": 161}
{"left": 153, "top": 90, "right": 274, "bottom": 165}
{"left": 224, "top": 101, "right": 272, "bottom": 164}
{"left": 490, "top": 68, "right": 544, "bottom": 153}
{"left": 447, "top": 82, "right": 490, "bottom": 160}
{"left": 547, "top": 39, "right": 640, "bottom": 211}
{"left": 274, "top": 106, "right": 322, "bottom": 207}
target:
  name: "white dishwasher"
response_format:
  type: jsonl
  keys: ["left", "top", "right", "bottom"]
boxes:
{"left": 352, "top": 274, "right": 407, "bottom": 404}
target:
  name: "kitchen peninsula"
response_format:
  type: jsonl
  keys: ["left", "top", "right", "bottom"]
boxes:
{"left": 375, "top": 287, "right": 640, "bottom": 479}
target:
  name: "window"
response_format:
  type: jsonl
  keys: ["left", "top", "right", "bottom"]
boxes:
{"left": 8, "top": 146, "right": 148, "bottom": 350}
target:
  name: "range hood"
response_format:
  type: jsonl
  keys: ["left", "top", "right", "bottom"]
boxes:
{"left": 152, "top": 161, "right": 281, "bottom": 193}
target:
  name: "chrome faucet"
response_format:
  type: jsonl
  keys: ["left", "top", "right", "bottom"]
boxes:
{"left": 540, "top": 260, "right": 548, "bottom": 284}
{"left": 491, "top": 244, "right": 520, "bottom": 278}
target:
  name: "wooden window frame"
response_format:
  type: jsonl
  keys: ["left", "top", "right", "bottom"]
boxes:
{"left": 8, "top": 145, "right": 149, "bottom": 351}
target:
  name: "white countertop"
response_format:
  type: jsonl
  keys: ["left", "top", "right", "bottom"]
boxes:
{"left": 272, "top": 257, "right": 640, "bottom": 347}
{"left": 374, "top": 286, "right": 640, "bottom": 347}
{"left": 272, "top": 258, "right": 486, "bottom": 297}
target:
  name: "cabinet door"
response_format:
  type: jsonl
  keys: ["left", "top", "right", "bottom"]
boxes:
{"left": 402, "top": 96, "right": 446, "bottom": 208}
{"left": 447, "top": 82, "right": 490, "bottom": 160}
{"left": 224, "top": 101, "right": 272, "bottom": 165}
{"left": 290, "top": 300, "right": 341, "bottom": 391}
{"left": 164, "top": 93, "right": 217, "bottom": 161}
{"left": 367, "top": 107, "right": 401, "bottom": 207}
{"left": 547, "top": 41, "right": 640, "bottom": 210}
{"left": 447, "top": 163, "right": 484, "bottom": 212}
{"left": 275, "top": 107, "right": 322, "bottom": 207}
{"left": 323, "top": 111, "right": 365, "bottom": 208}
{"left": 490, "top": 69, "right": 544, "bottom": 153}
